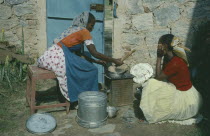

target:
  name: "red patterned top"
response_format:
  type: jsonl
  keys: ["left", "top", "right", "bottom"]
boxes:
{"left": 163, "top": 56, "right": 192, "bottom": 91}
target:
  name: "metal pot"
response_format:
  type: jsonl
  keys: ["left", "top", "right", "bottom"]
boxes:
{"left": 105, "top": 65, "right": 128, "bottom": 79}
{"left": 106, "top": 71, "right": 122, "bottom": 79}
{"left": 76, "top": 91, "right": 108, "bottom": 128}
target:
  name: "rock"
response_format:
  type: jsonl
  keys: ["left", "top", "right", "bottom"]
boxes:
{"left": 13, "top": 3, "right": 34, "bottom": 16}
{"left": 154, "top": 5, "right": 180, "bottom": 26}
{"left": 122, "top": 33, "right": 145, "bottom": 45}
{"left": 103, "top": 132, "right": 121, "bottom": 136}
{"left": 0, "top": 41, "right": 16, "bottom": 52}
{"left": 143, "top": 6, "right": 151, "bottom": 13}
{"left": 15, "top": 27, "right": 37, "bottom": 47}
{"left": 126, "top": 0, "right": 144, "bottom": 15}
{"left": 148, "top": 48, "right": 157, "bottom": 59}
{"left": 121, "top": 108, "right": 138, "bottom": 124}
{"left": 5, "top": 31, "right": 21, "bottom": 46}
{"left": 142, "top": 0, "right": 164, "bottom": 11}
{"left": 0, "top": 0, "right": 3, "bottom": 3}
{"left": 132, "top": 13, "right": 153, "bottom": 31}
{"left": 171, "top": 20, "right": 191, "bottom": 45}
{"left": 52, "top": 121, "right": 72, "bottom": 136}
{"left": 0, "top": 5, "right": 12, "bottom": 19}
{"left": 0, "top": 18, "right": 19, "bottom": 30}
{"left": 175, "top": 0, "right": 187, "bottom": 3}
{"left": 23, "top": 14, "right": 37, "bottom": 20}
{"left": 132, "top": 49, "right": 150, "bottom": 62}
{"left": 145, "top": 28, "right": 170, "bottom": 46}
{"left": 88, "top": 124, "right": 116, "bottom": 134}
{"left": 5, "top": 0, "right": 28, "bottom": 5}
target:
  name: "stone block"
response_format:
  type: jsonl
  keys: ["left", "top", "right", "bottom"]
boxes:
{"left": 121, "top": 108, "right": 138, "bottom": 123}
{"left": 154, "top": 5, "right": 180, "bottom": 26}
{"left": 126, "top": 0, "right": 144, "bottom": 15}
{"left": 5, "top": 0, "right": 28, "bottom": 5}
{"left": 0, "top": 5, "right": 12, "bottom": 19}
{"left": 16, "top": 27, "right": 37, "bottom": 44}
{"left": 132, "top": 48, "right": 150, "bottom": 64}
{"left": 13, "top": 3, "right": 34, "bottom": 16}
{"left": 171, "top": 20, "right": 192, "bottom": 45}
{"left": 122, "top": 33, "right": 145, "bottom": 46}
{"left": 0, "top": 0, "right": 4, "bottom": 4}
{"left": 0, "top": 18, "right": 19, "bottom": 30}
{"left": 148, "top": 49, "right": 156, "bottom": 59}
{"left": 23, "top": 14, "right": 37, "bottom": 20}
{"left": 4, "top": 31, "right": 21, "bottom": 46}
{"left": 145, "top": 28, "right": 170, "bottom": 46}
{"left": 142, "top": 0, "right": 164, "bottom": 11}
{"left": 103, "top": 132, "right": 121, "bottom": 136}
{"left": 175, "top": 0, "right": 187, "bottom": 3}
{"left": 27, "top": 20, "right": 37, "bottom": 26}
{"left": 88, "top": 124, "right": 116, "bottom": 134}
{"left": 132, "top": 13, "right": 153, "bottom": 31}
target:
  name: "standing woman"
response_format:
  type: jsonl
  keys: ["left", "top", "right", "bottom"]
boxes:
{"left": 38, "top": 12, "right": 123, "bottom": 104}
{"left": 138, "top": 34, "right": 202, "bottom": 123}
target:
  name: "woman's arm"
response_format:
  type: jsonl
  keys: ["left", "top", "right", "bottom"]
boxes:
{"left": 86, "top": 44, "right": 123, "bottom": 66}
{"left": 155, "top": 57, "right": 167, "bottom": 80}
{"left": 81, "top": 54, "right": 106, "bottom": 65}
{"left": 155, "top": 44, "right": 168, "bottom": 80}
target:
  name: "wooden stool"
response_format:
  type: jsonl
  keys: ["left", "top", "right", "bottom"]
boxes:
{"left": 26, "top": 65, "right": 70, "bottom": 114}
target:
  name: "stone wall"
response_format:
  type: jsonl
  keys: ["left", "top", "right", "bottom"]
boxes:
{"left": 1, "top": 0, "right": 209, "bottom": 65}
{"left": 113, "top": 0, "right": 210, "bottom": 69}
{"left": 0, "top": 0, "right": 46, "bottom": 61}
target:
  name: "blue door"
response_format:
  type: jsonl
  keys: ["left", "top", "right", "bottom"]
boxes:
{"left": 46, "top": 0, "right": 105, "bottom": 83}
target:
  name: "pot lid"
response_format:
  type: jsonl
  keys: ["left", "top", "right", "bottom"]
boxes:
{"left": 26, "top": 113, "right": 56, "bottom": 134}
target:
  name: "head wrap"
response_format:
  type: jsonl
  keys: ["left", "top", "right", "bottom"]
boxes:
{"left": 53, "top": 11, "right": 90, "bottom": 44}
{"left": 72, "top": 11, "right": 89, "bottom": 27}
{"left": 171, "top": 37, "right": 191, "bottom": 65}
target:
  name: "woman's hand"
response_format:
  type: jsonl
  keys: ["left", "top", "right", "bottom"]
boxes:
{"left": 113, "top": 58, "right": 124, "bottom": 66}
{"left": 157, "top": 44, "right": 164, "bottom": 58}
{"left": 95, "top": 60, "right": 107, "bottom": 66}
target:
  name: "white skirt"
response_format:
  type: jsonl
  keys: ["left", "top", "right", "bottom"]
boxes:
{"left": 140, "top": 79, "right": 202, "bottom": 123}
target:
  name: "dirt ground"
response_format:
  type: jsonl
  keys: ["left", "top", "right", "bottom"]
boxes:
{"left": 0, "top": 79, "right": 208, "bottom": 136}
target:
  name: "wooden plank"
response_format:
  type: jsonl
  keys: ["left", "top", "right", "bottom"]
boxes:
{"left": 0, "top": 49, "right": 34, "bottom": 64}
{"left": 34, "top": 103, "right": 68, "bottom": 109}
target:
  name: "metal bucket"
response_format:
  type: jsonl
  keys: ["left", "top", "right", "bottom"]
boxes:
{"left": 76, "top": 91, "right": 108, "bottom": 128}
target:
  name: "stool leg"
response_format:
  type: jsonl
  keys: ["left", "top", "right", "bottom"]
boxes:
{"left": 30, "top": 77, "right": 36, "bottom": 114}
{"left": 25, "top": 77, "right": 30, "bottom": 107}
{"left": 66, "top": 100, "right": 70, "bottom": 114}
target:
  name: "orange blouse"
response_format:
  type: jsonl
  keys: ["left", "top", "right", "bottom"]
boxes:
{"left": 57, "top": 29, "right": 92, "bottom": 47}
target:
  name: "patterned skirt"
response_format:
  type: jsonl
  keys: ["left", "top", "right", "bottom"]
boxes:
{"left": 38, "top": 44, "right": 69, "bottom": 100}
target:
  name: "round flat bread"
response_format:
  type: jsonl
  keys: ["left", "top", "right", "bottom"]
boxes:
{"left": 130, "top": 63, "right": 153, "bottom": 84}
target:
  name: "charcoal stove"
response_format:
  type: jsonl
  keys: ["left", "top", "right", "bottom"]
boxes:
{"left": 105, "top": 71, "right": 134, "bottom": 107}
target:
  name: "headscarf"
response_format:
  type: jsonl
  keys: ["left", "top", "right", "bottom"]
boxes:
{"left": 53, "top": 11, "right": 90, "bottom": 44}
{"left": 171, "top": 37, "right": 191, "bottom": 66}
